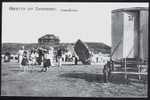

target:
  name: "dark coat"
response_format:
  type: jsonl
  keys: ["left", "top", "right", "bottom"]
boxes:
{"left": 57, "top": 49, "right": 62, "bottom": 57}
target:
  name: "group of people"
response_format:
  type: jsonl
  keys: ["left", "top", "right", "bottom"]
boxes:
{"left": 18, "top": 46, "right": 63, "bottom": 72}
{"left": 4, "top": 45, "right": 112, "bottom": 82}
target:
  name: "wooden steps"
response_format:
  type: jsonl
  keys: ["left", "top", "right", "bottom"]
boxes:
{"left": 111, "top": 58, "right": 148, "bottom": 80}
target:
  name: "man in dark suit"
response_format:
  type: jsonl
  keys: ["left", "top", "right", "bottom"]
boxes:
{"left": 103, "top": 61, "right": 111, "bottom": 83}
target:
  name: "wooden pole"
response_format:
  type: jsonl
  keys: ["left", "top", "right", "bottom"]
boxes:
{"left": 125, "top": 58, "right": 127, "bottom": 79}
{"left": 138, "top": 60, "right": 141, "bottom": 80}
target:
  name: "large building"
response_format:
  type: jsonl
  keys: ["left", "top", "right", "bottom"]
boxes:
{"left": 38, "top": 34, "right": 60, "bottom": 46}
{"left": 111, "top": 7, "right": 148, "bottom": 62}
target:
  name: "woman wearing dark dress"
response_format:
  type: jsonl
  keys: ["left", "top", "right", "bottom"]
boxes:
{"left": 41, "top": 50, "right": 51, "bottom": 72}
{"left": 57, "top": 48, "right": 62, "bottom": 67}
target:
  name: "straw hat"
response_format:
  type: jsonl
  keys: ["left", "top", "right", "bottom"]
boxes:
{"left": 21, "top": 46, "right": 24, "bottom": 49}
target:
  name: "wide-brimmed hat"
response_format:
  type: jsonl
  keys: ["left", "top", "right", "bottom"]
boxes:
{"left": 21, "top": 46, "right": 24, "bottom": 49}
{"left": 49, "top": 47, "right": 54, "bottom": 50}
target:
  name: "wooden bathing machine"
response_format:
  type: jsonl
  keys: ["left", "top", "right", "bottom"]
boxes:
{"left": 111, "top": 7, "right": 148, "bottom": 79}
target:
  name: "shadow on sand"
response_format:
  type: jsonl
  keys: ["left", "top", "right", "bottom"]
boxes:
{"left": 59, "top": 72, "right": 147, "bottom": 84}
{"left": 59, "top": 72, "right": 104, "bottom": 83}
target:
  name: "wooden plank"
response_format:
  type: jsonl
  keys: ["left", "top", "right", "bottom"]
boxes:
{"left": 111, "top": 71, "right": 147, "bottom": 75}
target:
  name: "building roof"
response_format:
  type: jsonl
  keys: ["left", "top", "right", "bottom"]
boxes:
{"left": 112, "top": 7, "right": 148, "bottom": 13}
{"left": 39, "top": 34, "right": 59, "bottom": 40}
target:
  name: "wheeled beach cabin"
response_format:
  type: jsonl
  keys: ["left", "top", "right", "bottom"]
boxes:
{"left": 111, "top": 7, "right": 148, "bottom": 79}
{"left": 111, "top": 7, "right": 148, "bottom": 63}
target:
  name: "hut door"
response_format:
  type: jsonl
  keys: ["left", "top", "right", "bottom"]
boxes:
{"left": 123, "top": 12, "right": 135, "bottom": 58}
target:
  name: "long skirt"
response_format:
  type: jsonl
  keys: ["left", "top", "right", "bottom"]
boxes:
{"left": 19, "top": 56, "right": 23, "bottom": 67}
{"left": 37, "top": 56, "right": 43, "bottom": 65}
{"left": 21, "top": 58, "right": 28, "bottom": 66}
{"left": 50, "top": 58, "right": 54, "bottom": 66}
{"left": 31, "top": 58, "right": 36, "bottom": 65}
{"left": 43, "top": 59, "right": 51, "bottom": 67}
{"left": 57, "top": 57, "right": 62, "bottom": 67}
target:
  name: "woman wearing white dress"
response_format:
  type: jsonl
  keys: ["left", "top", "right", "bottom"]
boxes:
{"left": 18, "top": 46, "right": 25, "bottom": 68}
{"left": 48, "top": 47, "right": 54, "bottom": 66}
{"left": 30, "top": 51, "right": 36, "bottom": 65}
{"left": 35, "top": 50, "right": 39, "bottom": 65}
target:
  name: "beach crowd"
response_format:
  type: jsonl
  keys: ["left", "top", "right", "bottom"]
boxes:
{"left": 17, "top": 46, "right": 78, "bottom": 72}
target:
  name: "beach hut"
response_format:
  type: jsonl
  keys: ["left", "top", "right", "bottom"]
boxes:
{"left": 111, "top": 7, "right": 148, "bottom": 79}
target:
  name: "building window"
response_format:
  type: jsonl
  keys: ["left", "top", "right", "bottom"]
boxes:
{"left": 128, "top": 15, "right": 133, "bottom": 21}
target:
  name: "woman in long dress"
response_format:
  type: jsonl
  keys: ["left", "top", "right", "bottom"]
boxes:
{"left": 37, "top": 48, "right": 44, "bottom": 65}
{"left": 30, "top": 51, "right": 36, "bottom": 65}
{"left": 57, "top": 48, "right": 62, "bottom": 67}
{"left": 21, "top": 50, "right": 29, "bottom": 71}
{"left": 41, "top": 50, "right": 50, "bottom": 72}
{"left": 18, "top": 46, "right": 25, "bottom": 68}
{"left": 48, "top": 47, "right": 54, "bottom": 66}
{"left": 35, "top": 50, "right": 39, "bottom": 65}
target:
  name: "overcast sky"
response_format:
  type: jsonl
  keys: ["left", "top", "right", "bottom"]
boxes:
{"left": 2, "top": 2, "right": 148, "bottom": 46}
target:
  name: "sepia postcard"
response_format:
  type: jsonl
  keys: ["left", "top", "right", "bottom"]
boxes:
{"left": 1, "top": 2, "right": 148, "bottom": 97}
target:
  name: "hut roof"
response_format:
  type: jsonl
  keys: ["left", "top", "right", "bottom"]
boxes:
{"left": 112, "top": 7, "right": 148, "bottom": 13}
{"left": 39, "top": 34, "right": 59, "bottom": 40}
